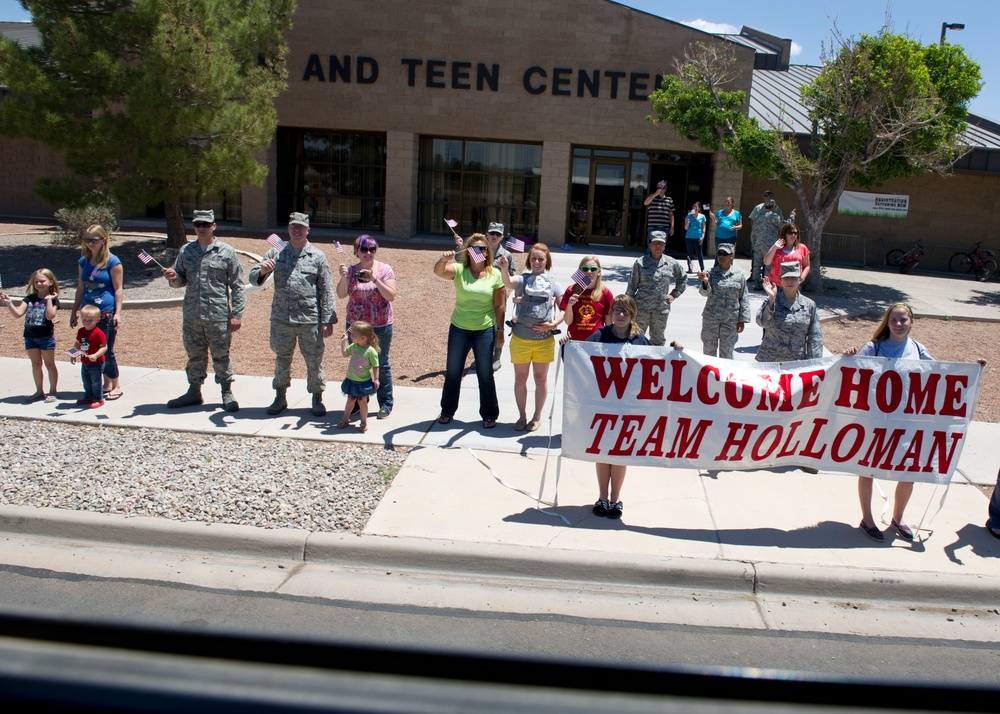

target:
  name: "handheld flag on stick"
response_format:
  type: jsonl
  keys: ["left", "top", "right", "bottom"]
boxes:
{"left": 468, "top": 245, "right": 486, "bottom": 264}
{"left": 505, "top": 237, "right": 525, "bottom": 253}
{"left": 137, "top": 250, "right": 165, "bottom": 269}
{"left": 66, "top": 348, "right": 83, "bottom": 358}
{"left": 266, "top": 233, "right": 286, "bottom": 250}
{"left": 444, "top": 218, "right": 461, "bottom": 239}
{"left": 570, "top": 268, "right": 592, "bottom": 291}
{"left": 0, "top": 273, "right": 3, "bottom": 290}
{"left": 335, "top": 241, "right": 344, "bottom": 254}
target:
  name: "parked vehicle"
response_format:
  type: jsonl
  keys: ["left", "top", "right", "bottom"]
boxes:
{"left": 885, "top": 241, "right": 924, "bottom": 274}
{"left": 949, "top": 242, "right": 997, "bottom": 282}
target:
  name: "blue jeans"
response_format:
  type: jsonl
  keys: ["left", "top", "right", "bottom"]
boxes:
{"left": 81, "top": 362, "right": 103, "bottom": 401}
{"left": 441, "top": 323, "right": 499, "bottom": 421}
{"left": 348, "top": 321, "right": 394, "bottom": 411}
{"left": 989, "top": 467, "right": 1000, "bottom": 529}
{"left": 685, "top": 238, "right": 704, "bottom": 271}
{"left": 97, "top": 312, "right": 120, "bottom": 380}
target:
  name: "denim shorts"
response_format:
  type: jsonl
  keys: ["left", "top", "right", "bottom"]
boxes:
{"left": 24, "top": 335, "right": 56, "bottom": 351}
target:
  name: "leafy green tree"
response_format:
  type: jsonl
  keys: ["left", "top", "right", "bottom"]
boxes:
{"left": 650, "top": 29, "right": 981, "bottom": 291}
{"left": 0, "top": 0, "right": 295, "bottom": 248}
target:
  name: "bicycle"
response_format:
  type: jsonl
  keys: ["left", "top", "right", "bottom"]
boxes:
{"left": 885, "top": 241, "right": 924, "bottom": 274}
{"left": 949, "top": 241, "right": 997, "bottom": 282}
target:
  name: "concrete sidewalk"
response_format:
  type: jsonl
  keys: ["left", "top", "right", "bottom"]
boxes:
{"left": 1, "top": 254, "right": 998, "bottom": 609}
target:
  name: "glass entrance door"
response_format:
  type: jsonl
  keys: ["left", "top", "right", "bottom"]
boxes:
{"left": 588, "top": 161, "right": 627, "bottom": 245}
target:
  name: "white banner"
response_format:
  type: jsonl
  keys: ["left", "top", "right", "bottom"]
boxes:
{"left": 562, "top": 342, "right": 982, "bottom": 485}
{"left": 838, "top": 190, "right": 909, "bottom": 218}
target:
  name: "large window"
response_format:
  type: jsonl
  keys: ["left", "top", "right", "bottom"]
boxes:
{"left": 276, "top": 129, "right": 386, "bottom": 229}
{"left": 417, "top": 137, "right": 542, "bottom": 239}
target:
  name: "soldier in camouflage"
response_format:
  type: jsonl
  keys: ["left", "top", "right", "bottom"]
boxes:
{"left": 755, "top": 261, "right": 823, "bottom": 362}
{"left": 624, "top": 231, "right": 686, "bottom": 346}
{"left": 163, "top": 210, "right": 246, "bottom": 412}
{"left": 749, "top": 199, "right": 795, "bottom": 290}
{"left": 697, "top": 243, "right": 750, "bottom": 359}
{"left": 249, "top": 212, "right": 337, "bottom": 417}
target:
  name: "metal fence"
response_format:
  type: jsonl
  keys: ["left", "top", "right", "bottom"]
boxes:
{"left": 820, "top": 233, "right": 865, "bottom": 267}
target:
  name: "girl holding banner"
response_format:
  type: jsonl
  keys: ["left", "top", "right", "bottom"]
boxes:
{"left": 585, "top": 295, "right": 652, "bottom": 520}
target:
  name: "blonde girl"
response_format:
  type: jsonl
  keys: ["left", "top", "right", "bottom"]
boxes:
{"left": 2, "top": 268, "right": 61, "bottom": 402}
{"left": 844, "top": 303, "right": 932, "bottom": 542}
{"left": 70, "top": 224, "right": 124, "bottom": 400}
{"left": 338, "top": 320, "right": 380, "bottom": 433}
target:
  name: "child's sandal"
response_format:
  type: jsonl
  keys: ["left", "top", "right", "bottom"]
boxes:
{"left": 336, "top": 418, "right": 350, "bottom": 429}
{"left": 359, "top": 422, "right": 368, "bottom": 433}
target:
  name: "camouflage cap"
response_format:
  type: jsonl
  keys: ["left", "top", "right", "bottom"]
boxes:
{"left": 192, "top": 209, "right": 215, "bottom": 224}
{"left": 289, "top": 212, "right": 310, "bottom": 228}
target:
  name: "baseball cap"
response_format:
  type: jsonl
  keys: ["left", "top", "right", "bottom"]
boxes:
{"left": 716, "top": 243, "right": 734, "bottom": 255}
{"left": 488, "top": 222, "right": 504, "bottom": 235}
{"left": 192, "top": 209, "right": 214, "bottom": 224}
{"left": 649, "top": 231, "right": 667, "bottom": 243}
{"left": 780, "top": 261, "right": 801, "bottom": 279}
{"left": 289, "top": 212, "right": 310, "bottom": 228}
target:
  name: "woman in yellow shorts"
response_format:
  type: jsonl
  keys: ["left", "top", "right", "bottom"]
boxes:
{"left": 498, "top": 244, "right": 563, "bottom": 431}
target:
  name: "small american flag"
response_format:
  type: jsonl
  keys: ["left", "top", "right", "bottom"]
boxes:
{"left": 505, "top": 238, "right": 525, "bottom": 253}
{"left": 468, "top": 245, "right": 486, "bottom": 264}
{"left": 66, "top": 348, "right": 83, "bottom": 358}
{"left": 571, "top": 268, "right": 591, "bottom": 290}
{"left": 444, "top": 218, "right": 458, "bottom": 229}
{"left": 0, "top": 273, "right": 3, "bottom": 289}
{"left": 137, "top": 250, "right": 154, "bottom": 265}
{"left": 335, "top": 241, "right": 344, "bottom": 254}
{"left": 266, "top": 233, "right": 285, "bottom": 250}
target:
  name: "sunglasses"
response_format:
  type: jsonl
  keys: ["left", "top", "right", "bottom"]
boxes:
{"left": 83, "top": 237, "right": 102, "bottom": 244}
{"left": 193, "top": 222, "right": 212, "bottom": 228}
{"left": 488, "top": 232, "right": 502, "bottom": 237}
{"left": 580, "top": 266, "right": 600, "bottom": 272}
{"left": 787, "top": 231, "right": 799, "bottom": 235}
{"left": 358, "top": 246, "right": 377, "bottom": 253}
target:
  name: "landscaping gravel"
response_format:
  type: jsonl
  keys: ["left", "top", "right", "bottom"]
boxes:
{"left": 0, "top": 417, "right": 408, "bottom": 533}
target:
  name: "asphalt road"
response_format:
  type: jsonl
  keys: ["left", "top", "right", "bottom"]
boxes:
{"left": 2, "top": 562, "right": 998, "bottom": 689}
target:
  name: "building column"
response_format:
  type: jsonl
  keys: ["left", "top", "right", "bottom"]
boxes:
{"left": 385, "top": 131, "right": 418, "bottom": 238}
{"left": 538, "top": 141, "right": 571, "bottom": 246}
{"left": 242, "top": 141, "right": 277, "bottom": 230}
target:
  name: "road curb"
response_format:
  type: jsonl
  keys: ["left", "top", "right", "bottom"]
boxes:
{"left": 4, "top": 504, "right": 999, "bottom": 607}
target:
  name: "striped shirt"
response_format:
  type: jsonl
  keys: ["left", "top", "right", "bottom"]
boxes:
{"left": 647, "top": 195, "right": 674, "bottom": 229}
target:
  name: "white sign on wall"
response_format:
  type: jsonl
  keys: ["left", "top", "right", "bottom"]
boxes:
{"left": 838, "top": 191, "right": 909, "bottom": 218}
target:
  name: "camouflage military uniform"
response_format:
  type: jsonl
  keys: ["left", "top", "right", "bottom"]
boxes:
{"left": 249, "top": 243, "right": 336, "bottom": 393}
{"left": 749, "top": 210, "right": 786, "bottom": 288}
{"left": 755, "top": 291, "right": 823, "bottom": 362}
{"left": 168, "top": 240, "right": 246, "bottom": 386}
{"left": 698, "top": 263, "right": 750, "bottom": 359}
{"left": 625, "top": 253, "right": 686, "bottom": 346}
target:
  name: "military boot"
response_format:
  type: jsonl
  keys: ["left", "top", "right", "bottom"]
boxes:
{"left": 311, "top": 392, "right": 327, "bottom": 417}
{"left": 267, "top": 388, "right": 288, "bottom": 415}
{"left": 220, "top": 384, "right": 239, "bottom": 413}
{"left": 167, "top": 385, "right": 202, "bottom": 409}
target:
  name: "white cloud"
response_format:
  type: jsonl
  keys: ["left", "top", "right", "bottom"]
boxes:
{"left": 790, "top": 41, "right": 803, "bottom": 57}
{"left": 683, "top": 19, "right": 740, "bottom": 35}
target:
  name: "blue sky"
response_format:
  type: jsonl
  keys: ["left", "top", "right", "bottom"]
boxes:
{"left": 2, "top": 0, "right": 996, "bottom": 119}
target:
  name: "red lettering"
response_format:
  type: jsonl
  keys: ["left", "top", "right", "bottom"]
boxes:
{"left": 859, "top": 428, "right": 905, "bottom": 469}
{"left": 586, "top": 413, "right": 618, "bottom": 453}
{"left": 800, "top": 418, "right": 829, "bottom": 459}
{"left": 875, "top": 371, "right": 903, "bottom": 413}
{"left": 831, "top": 424, "right": 865, "bottom": 462}
{"left": 715, "top": 422, "right": 758, "bottom": 461}
{"left": 696, "top": 364, "right": 720, "bottom": 405}
{"left": 635, "top": 358, "right": 666, "bottom": 400}
{"left": 940, "top": 374, "right": 968, "bottom": 417}
{"left": 756, "top": 373, "right": 794, "bottom": 412}
{"left": 636, "top": 416, "right": 668, "bottom": 457}
{"left": 798, "top": 369, "right": 825, "bottom": 408}
{"left": 904, "top": 371, "right": 940, "bottom": 415}
{"left": 834, "top": 366, "right": 873, "bottom": 410}
{"left": 666, "top": 359, "right": 692, "bottom": 402}
{"left": 590, "top": 356, "right": 638, "bottom": 399}
{"left": 665, "top": 418, "right": 711, "bottom": 458}
{"left": 776, "top": 421, "right": 803, "bottom": 458}
{"left": 924, "top": 431, "right": 964, "bottom": 474}
{"left": 723, "top": 377, "right": 754, "bottom": 409}
{"left": 894, "top": 432, "right": 924, "bottom": 473}
{"left": 608, "top": 415, "right": 644, "bottom": 456}
{"left": 751, "top": 425, "right": 783, "bottom": 461}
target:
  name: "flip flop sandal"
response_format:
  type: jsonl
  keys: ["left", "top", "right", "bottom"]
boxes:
{"left": 482, "top": 419, "right": 496, "bottom": 429}
{"left": 337, "top": 419, "right": 350, "bottom": 429}
{"left": 437, "top": 415, "right": 452, "bottom": 424}
{"left": 105, "top": 391, "right": 124, "bottom": 401}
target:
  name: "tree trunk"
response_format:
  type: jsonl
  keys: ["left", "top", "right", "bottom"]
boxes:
{"left": 164, "top": 201, "right": 187, "bottom": 250}
{"left": 800, "top": 213, "right": 827, "bottom": 293}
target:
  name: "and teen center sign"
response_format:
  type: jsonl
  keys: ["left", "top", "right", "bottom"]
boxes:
{"left": 301, "top": 54, "right": 667, "bottom": 101}
{"left": 563, "top": 343, "right": 983, "bottom": 484}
